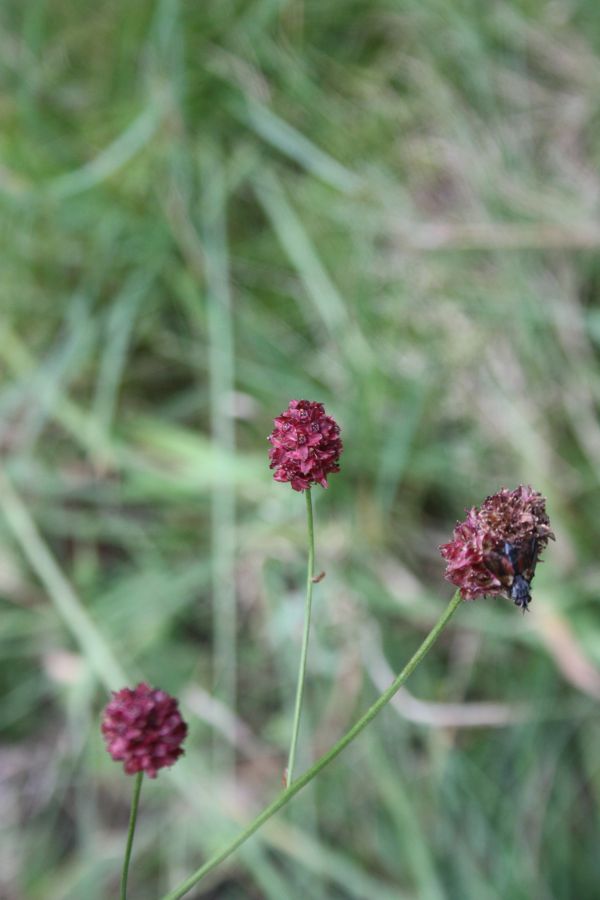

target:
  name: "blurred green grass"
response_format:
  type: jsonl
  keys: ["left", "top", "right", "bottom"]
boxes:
{"left": 2, "top": 0, "right": 600, "bottom": 897}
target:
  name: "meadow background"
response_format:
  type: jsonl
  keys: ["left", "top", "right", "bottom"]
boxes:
{"left": 2, "top": 1, "right": 600, "bottom": 897}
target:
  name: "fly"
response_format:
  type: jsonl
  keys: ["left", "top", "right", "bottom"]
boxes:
{"left": 484, "top": 538, "right": 539, "bottom": 612}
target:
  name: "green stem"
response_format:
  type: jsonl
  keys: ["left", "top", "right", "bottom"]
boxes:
{"left": 120, "top": 771, "right": 143, "bottom": 900}
{"left": 287, "top": 487, "right": 316, "bottom": 785}
{"left": 161, "top": 591, "right": 462, "bottom": 900}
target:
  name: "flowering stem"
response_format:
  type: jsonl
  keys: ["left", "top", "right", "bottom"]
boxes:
{"left": 120, "top": 771, "right": 143, "bottom": 900}
{"left": 161, "top": 590, "right": 462, "bottom": 900}
{"left": 286, "top": 487, "right": 316, "bottom": 785}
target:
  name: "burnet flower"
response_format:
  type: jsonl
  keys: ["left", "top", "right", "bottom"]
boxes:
{"left": 101, "top": 683, "right": 188, "bottom": 778}
{"left": 268, "top": 399, "right": 343, "bottom": 492}
{"left": 440, "top": 485, "right": 554, "bottom": 609}
{"left": 267, "top": 400, "right": 342, "bottom": 784}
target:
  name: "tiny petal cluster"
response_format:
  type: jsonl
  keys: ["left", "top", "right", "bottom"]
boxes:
{"left": 101, "top": 683, "right": 188, "bottom": 778}
{"left": 268, "top": 400, "right": 342, "bottom": 492}
{"left": 440, "top": 485, "right": 554, "bottom": 601}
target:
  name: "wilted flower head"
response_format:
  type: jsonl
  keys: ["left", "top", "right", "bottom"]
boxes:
{"left": 268, "top": 400, "right": 342, "bottom": 492}
{"left": 101, "top": 683, "right": 188, "bottom": 778}
{"left": 440, "top": 485, "right": 554, "bottom": 603}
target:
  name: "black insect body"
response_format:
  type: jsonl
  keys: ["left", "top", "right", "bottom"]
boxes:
{"left": 484, "top": 538, "right": 539, "bottom": 612}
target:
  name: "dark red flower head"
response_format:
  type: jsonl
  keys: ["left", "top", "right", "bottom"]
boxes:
{"left": 440, "top": 485, "right": 554, "bottom": 602}
{"left": 268, "top": 400, "right": 342, "bottom": 492}
{"left": 101, "top": 683, "right": 188, "bottom": 778}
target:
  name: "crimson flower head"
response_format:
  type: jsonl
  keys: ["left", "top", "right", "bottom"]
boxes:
{"left": 268, "top": 400, "right": 342, "bottom": 492}
{"left": 101, "top": 683, "right": 188, "bottom": 778}
{"left": 440, "top": 485, "right": 554, "bottom": 607}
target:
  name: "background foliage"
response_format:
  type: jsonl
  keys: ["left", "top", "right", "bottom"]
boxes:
{"left": 2, "top": 1, "right": 600, "bottom": 897}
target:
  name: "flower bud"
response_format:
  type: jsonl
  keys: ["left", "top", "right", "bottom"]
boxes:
{"left": 101, "top": 683, "right": 188, "bottom": 778}
{"left": 268, "top": 400, "right": 342, "bottom": 492}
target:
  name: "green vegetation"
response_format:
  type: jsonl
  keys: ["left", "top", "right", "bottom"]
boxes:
{"left": 2, "top": 1, "right": 600, "bottom": 897}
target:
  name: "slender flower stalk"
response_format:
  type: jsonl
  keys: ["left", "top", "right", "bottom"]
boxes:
{"left": 286, "top": 487, "right": 316, "bottom": 785}
{"left": 160, "top": 591, "right": 463, "bottom": 900}
{"left": 120, "top": 772, "right": 143, "bottom": 900}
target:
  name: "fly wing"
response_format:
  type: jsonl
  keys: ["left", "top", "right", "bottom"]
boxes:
{"left": 514, "top": 537, "right": 539, "bottom": 582}
{"left": 483, "top": 549, "right": 515, "bottom": 589}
